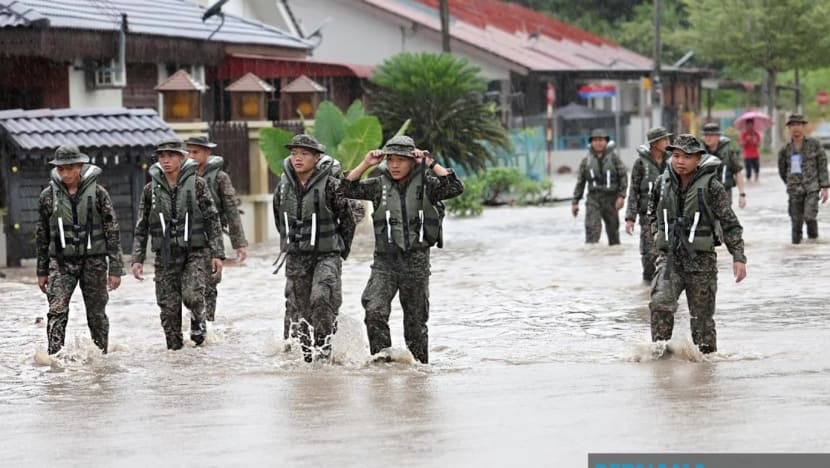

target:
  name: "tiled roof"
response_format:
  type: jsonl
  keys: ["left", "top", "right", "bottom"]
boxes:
{"left": 226, "top": 72, "right": 275, "bottom": 92}
{"left": 361, "top": 0, "right": 653, "bottom": 73}
{"left": 0, "top": 107, "right": 175, "bottom": 151}
{"left": 281, "top": 75, "right": 327, "bottom": 93}
{"left": 0, "top": 0, "right": 312, "bottom": 49}
{"left": 155, "top": 70, "right": 208, "bottom": 92}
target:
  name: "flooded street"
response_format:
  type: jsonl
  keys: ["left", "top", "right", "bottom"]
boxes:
{"left": 2, "top": 167, "right": 830, "bottom": 466}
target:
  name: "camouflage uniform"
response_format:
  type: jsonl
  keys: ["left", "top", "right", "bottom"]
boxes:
{"left": 777, "top": 114, "right": 830, "bottom": 243}
{"left": 625, "top": 127, "right": 669, "bottom": 281}
{"left": 273, "top": 135, "right": 356, "bottom": 362}
{"left": 186, "top": 137, "right": 249, "bottom": 322}
{"left": 647, "top": 135, "right": 746, "bottom": 354}
{"left": 35, "top": 146, "right": 124, "bottom": 354}
{"left": 342, "top": 136, "right": 464, "bottom": 364}
{"left": 573, "top": 130, "right": 628, "bottom": 245}
{"left": 703, "top": 123, "right": 744, "bottom": 206}
{"left": 132, "top": 139, "right": 225, "bottom": 350}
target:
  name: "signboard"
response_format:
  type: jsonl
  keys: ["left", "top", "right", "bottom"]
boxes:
{"left": 701, "top": 79, "right": 719, "bottom": 90}
{"left": 578, "top": 84, "right": 616, "bottom": 99}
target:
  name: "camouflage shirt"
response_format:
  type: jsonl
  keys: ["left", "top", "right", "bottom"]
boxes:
{"left": 211, "top": 170, "right": 248, "bottom": 249}
{"left": 35, "top": 184, "right": 125, "bottom": 277}
{"left": 777, "top": 137, "right": 830, "bottom": 193}
{"left": 272, "top": 175, "right": 357, "bottom": 261}
{"left": 572, "top": 150, "right": 628, "bottom": 203}
{"left": 707, "top": 140, "right": 744, "bottom": 189}
{"left": 648, "top": 174, "right": 746, "bottom": 272}
{"left": 131, "top": 176, "right": 225, "bottom": 265}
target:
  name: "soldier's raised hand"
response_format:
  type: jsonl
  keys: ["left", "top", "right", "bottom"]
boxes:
{"left": 108, "top": 276, "right": 121, "bottom": 291}
{"left": 363, "top": 150, "right": 384, "bottom": 167}
{"left": 37, "top": 276, "right": 47, "bottom": 294}
{"left": 131, "top": 263, "right": 144, "bottom": 281}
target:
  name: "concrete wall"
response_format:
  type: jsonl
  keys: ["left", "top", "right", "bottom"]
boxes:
{"left": 68, "top": 63, "right": 123, "bottom": 109}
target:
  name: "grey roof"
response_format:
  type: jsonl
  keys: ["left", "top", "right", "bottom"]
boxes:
{"left": 0, "top": 0, "right": 311, "bottom": 49}
{"left": 0, "top": 107, "right": 176, "bottom": 151}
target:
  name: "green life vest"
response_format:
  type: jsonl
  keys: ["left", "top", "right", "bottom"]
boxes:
{"left": 585, "top": 148, "right": 620, "bottom": 193}
{"left": 635, "top": 145, "right": 667, "bottom": 214}
{"left": 276, "top": 155, "right": 344, "bottom": 254}
{"left": 710, "top": 137, "right": 736, "bottom": 189}
{"left": 48, "top": 165, "right": 107, "bottom": 257}
{"left": 371, "top": 163, "right": 443, "bottom": 253}
{"left": 655, "top": 155, "right": 721, "bottom": 253}
{"left": 200, "top": 155, "right": 229, "bottom": 226}
{"left": 148, "top": 159, "right": 206, "bottom": 251}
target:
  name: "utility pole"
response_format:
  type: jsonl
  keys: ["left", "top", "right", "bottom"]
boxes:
{"left": 795, "top": 66, "right": 802, "bottom": 113}
{"left": 651, "top": 0, "right": 663, "bottom": 128}
{"left": 439, "top": 0, "right": 451, "bottom": 53}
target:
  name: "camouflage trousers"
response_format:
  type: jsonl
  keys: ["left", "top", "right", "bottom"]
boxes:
{"left": 154, "top": 248, "right": 210, "bottom": 350}
{"left": 649, "top": 257, "right": 718, "bottom": 354}
{"left": 46, "top": 256, "right": 109, "bottom": 354}
{"left": 788, "top": 190, "right": 820, "bottom": 243}
{"left": 283, "top": 253, "right": 342, "bottom": 362}
{"left": 362, "top": 250, "right": 430, "bottom": 364}
{"left": 585, "top": 192, "right": 620, "bottom": 245}
{"left": 638, "top": 220, "right": 658, "bottom": 281}
{"left": 205, "top": 269, "right": 221, "bottom": 321}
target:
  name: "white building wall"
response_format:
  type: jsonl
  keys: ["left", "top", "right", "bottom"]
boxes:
{"left": 262, "top": 0, "right": 514, "bottom": 80}
{"left": 68, "top": 64, "right": 123, "bottom": 109}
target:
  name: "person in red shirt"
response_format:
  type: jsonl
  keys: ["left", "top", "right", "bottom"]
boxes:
{"left": 740, "top": 119, "right": 761, "bottom": 182}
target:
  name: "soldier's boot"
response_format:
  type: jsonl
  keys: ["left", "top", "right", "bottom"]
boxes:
{"left": 165, "top": 330, "right": 184, "bottom": 350}
{"left": 697, "top": 343, "right": 717, "bottom": 354}
{"left": 807, "top": 220, "right": 819, "bottom": 239}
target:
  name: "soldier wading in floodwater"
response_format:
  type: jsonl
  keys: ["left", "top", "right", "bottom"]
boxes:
{"left": 131, "top": 138, "right": 225, "bottom": 350}
{"left": 648, "top": 135, "right": 747, "bottom": 355}
{"left": 36, "top": 145, "right": 124, "bottom": 355}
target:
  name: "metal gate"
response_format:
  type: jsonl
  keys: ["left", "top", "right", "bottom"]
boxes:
{"left": 209, "top": 121, "right": 250, "bottom": 195}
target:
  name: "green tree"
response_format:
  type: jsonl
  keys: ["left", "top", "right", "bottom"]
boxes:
{"left": 370, "top": 52, "right": 511, "bottom": 173}
{"left": 682, "top": 0, "right": 830, "bottom": 121}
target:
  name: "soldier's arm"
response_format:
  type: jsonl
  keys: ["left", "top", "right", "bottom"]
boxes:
{"left": 625, "top": 160, "right": 642, "bottom": 222}
{"left": 816, "top": 143, "right": 830, "bottom": 188}
{"left": 216, "top": 171, "right": 248, "bottom": 249}
{"left": 329, "top": 178, "right": 357, "bottom": 260}
{"left": 709, "top": 179, "right": 746, "bottom": 264}
{"left": 778, "top": 146, "right": 788, "bottom": 183}
{"left": 196, "top": 178, "right": 226, "bottom": 260}
{"left": 730, "top": 148, "right": 744, "bottom": 174}
{"left": 272, "top": 185, "right": 282, "bottom": 235}
{"left": 97, "top": 186, "right": 124, "bottom": 276}
{"left": 35, "top": 188, "right": 52, "bottom": 277}
{"left": 572, "top": 158, "right": 587, "bottom": 203}
{"left": 425, "top": 168, "right": 465, "bottom": 201}
{"left": 131, "top": 184, "right": 153, "bottom": 265}
{"left": 341, "top": 176, "right": 382, "bottom": 203}
{"left": 647, "top": 177, "right": 662, "bottom": 237}
{"left": 614, "top": 154, "right": 628, "bottom": 198}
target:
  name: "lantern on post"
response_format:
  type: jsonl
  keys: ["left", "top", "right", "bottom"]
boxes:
{"left": 280, "top": 75, "right": 327, "bottom": 120}
{"left": 155, "top": 70, "right": 208, "bottom": 122}
{"left": 226, "top": 73, "right": 275, "bottom": 121}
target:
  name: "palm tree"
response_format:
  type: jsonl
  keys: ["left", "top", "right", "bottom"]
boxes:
{"left": 370, "top": 52, "right": 510, "bottom": 174}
